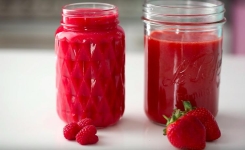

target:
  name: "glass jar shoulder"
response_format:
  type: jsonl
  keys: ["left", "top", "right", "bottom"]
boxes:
{"left": 54, "top": 25, "right": 125, "bottom": 60}
{"left": 55, "top": 25, "right": 124, "bottom": 42}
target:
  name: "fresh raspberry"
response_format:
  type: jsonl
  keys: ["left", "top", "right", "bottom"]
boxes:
{"left": 89, "top": 135, "right": 99, "bottom": 144}
{"left": 63, "top": 122, "right": 80, "bottom": 140}
{"left": 76, "top": 125, "right": 98, "bottom": 145}
{"left": 77, "top": 118, "right": 94, "bottom": 129}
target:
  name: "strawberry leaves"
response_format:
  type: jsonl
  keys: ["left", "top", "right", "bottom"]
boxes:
{"left": 163, "top": 100, "right": 221, "bottom": 149}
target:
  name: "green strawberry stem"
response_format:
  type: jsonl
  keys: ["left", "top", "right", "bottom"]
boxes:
{"left": 163, "top": 109, "right": 184, "bottom": 135}
{"left": 163, "top": 100, "right": 194, "bottom": 135}
{"left": 183, "top": 101, "right": 193, "bottom": 112}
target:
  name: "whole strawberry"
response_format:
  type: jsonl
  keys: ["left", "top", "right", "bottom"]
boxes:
{"left": 183, "top": 101, "right": 221, "bottom": 141}
{"left": 63, "top": 122, "right": 80, "bottom": 140}
{"left": 76, "top": 125, "right": 99, "bottom": 145}
{"left": 164, "top": 110, "right": 206, "bottom": 150}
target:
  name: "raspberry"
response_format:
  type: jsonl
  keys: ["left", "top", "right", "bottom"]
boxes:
{"left": 63, "top": 123, "right": 80, "bottom": 140}
{"left": 89, "top": 135, "right": 99, "bottom": 144}
{"left": 77, "top": 118, "right": 93, "bottom": 129}
{"left": 76, "top": 125, "right": 98, "bottom": 145}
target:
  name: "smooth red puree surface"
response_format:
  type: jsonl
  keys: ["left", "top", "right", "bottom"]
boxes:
{"left": 145, "top": 30, "right": 222, "bottom": 124}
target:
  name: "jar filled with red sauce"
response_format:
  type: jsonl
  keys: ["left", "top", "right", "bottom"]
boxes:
{"left": 55, "top": 3, "right": 125, "bottom": 127}
{"left": 142, "top": 0, "right": 226, "bottom": 124}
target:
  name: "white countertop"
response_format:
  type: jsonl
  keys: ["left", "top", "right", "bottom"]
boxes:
{"left": 0, "top": 49, "right": 245, "bottom": 150}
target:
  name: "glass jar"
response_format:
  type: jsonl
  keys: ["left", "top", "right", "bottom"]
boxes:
{"left": 142, "top": 0, "right": 226, "bottom": 124}
{"left": 55, "top": 3, "right": 125, "bottom": 127}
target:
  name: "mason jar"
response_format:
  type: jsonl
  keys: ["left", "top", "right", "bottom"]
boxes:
{"left": 55, "top": 3, "right": 125, "bottom": 127}
{"left": 142, "top": 0, "right": 226, "bottom": 124}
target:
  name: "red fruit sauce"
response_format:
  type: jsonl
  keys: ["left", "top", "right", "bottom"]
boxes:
{"left": 145, "top": 30, "right": 222, "bottom": 124}
{"left": 55, "top": 5, "right": 125, "bottom": 127}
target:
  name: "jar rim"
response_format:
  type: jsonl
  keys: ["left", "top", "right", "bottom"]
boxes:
{"left": 142, "top": 0, "right": 225, "bottom": 24}
{"left": 144, "top": 0, "right": 224, "bottom": 10}
{"left": 63, "top": 2, "right": 117, "bottom": 15}
{"left": 61, "top": 3, "right": 119, "bottom": 30}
